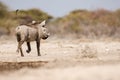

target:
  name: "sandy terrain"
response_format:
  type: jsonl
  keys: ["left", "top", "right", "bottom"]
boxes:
{"left": 0, "top": 37, "right": 120, "bottom": 80}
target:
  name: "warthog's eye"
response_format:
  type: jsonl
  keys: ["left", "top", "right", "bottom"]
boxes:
{"left": 42, "top": 25, "right": 45, "bottom": 27}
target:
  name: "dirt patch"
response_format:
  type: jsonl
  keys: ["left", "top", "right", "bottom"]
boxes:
{"left": 0, "top": 61, "right": 48, "bottom": 72}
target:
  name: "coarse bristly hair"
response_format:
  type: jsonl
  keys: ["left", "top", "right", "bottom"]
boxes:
{"left": 15, "top": 20, "right": 50, "bottom": 57}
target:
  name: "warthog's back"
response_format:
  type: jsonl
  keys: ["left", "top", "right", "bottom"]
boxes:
{"left": 16, "top": 25, "right": 38, "bottom": 42}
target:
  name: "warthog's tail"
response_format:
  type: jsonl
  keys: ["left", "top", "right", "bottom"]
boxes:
{"left": 16, "top": 33, "right": 21, "bottom": 42}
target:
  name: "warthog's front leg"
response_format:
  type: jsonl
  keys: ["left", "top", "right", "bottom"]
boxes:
{"left": 26, "top": 42, "right": 31, "bottom": 53}
{"left": 36, "top": 40, "right": 41, "bottom": 56}
{"left": 16, "top": 41, "right": 24, "bottom": 57}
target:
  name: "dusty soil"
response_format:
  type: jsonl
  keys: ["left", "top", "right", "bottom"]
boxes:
{"left": 0, "top": 37, "right": 120, "bottom": 80}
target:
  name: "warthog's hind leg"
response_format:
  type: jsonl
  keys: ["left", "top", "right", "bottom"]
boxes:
{"left": 17, "top": 41, "right": 24, "bottom": 57}
{"left": 20, "top": 47, "right": 24, "bottom": 57}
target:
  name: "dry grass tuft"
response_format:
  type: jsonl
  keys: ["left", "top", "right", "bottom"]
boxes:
{"left": 80, "top": 45, "right": 97, "bottom": 58}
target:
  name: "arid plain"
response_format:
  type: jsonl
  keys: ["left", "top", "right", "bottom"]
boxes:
{"left": 0, "top": 36, "right": 120, "bottom": 80}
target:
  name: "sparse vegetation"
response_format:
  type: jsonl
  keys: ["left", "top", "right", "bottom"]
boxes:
{"left": 0, "top": 2, "right": 53, "bottom": 35}
{"left": 49, "top": 9, "right": 120, "bottom": 39}
{"left": 0, "top": 2, "right": 120, "bottom": 39}
{"left": 80, "top": 45, "right": 97, "bottom": 58}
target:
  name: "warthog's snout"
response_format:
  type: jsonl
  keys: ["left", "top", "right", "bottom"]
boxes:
{"left": 42, "top": 33, "right": 50, "bottom": 40}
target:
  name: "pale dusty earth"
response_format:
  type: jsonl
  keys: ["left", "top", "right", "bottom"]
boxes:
{"left": 0, "top": 37, "right": 120, "bottom": 80}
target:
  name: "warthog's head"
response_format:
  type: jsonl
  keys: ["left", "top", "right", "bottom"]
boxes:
{"left": 38, "top": 20, "right": 50, "bottom": 40}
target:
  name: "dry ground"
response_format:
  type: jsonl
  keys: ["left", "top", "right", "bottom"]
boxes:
{"left": 0, "top": 37, "right": 120, "bottom": 80}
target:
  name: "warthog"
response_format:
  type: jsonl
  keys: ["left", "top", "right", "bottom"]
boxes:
{"left": 15, "top": 20, "right": 50, "bottom": 57}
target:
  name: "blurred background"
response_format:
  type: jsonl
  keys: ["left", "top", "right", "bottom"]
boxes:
{"left": 0, "top": 1, "right": 120, "bottom": 80}
{"left": 0, "top": 0, "right": 120, "bottom": 39}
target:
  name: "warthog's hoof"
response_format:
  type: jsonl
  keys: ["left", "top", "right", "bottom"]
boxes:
{"left": 38, "top": 54, "right": 41, "bottom": 56}
{"left": 26, "top": 50, "right": 30, "bottom": 53}
{"left": 21, "top": 55, "right": 24, "bottom": 57}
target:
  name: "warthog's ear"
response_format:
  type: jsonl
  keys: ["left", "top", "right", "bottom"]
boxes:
{"left": 40, "top": 20, "right": 46, "bottom": 27}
